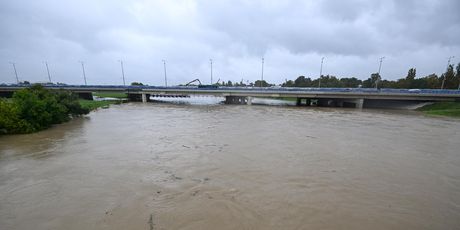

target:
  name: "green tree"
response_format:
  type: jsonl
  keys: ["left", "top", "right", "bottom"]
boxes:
{"left": 404, "top": 68, "right": 416, "bottom": 88}
{"left": 0, "top": 84, "right": 89, "bottom": 134}
{"left": 456, "top": 63, "right": 460, "bottom": 89}
{"left": 315, "top": 75, "right": 342, "bottom": 87}
{"left": 0, "top": 99, "right": 34, "bottom": 134}
{"left": 362, "top": 73, "right": 380, "bottom": 88}
{"left": 293, "top": 76, "right": 312, "bottom": 87}
{"left": 441, "top": 65, "right": 456, "bottom": 89}
{"left": 254, "top": 80, "right": 271, "bottom": 87}
{"left": 282, "top": 80, "right": 295, "bottom": 87}
{"left": 339, "top": 77, "right": 362, "bottom": 88}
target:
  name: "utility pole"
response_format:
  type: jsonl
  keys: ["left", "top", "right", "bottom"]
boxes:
{"left": 79, "top": 61, "right": 87, "bottom": 85}
{"left": 376, "top": 56, "right": 385, "bottom": 89}
{"left": 441, "top": 56, "right": 454, "bottom": 89}
{"left": 118, "top": 60, "right": 126, "bottom": 86}
{"left": 210, "top": 59, "right": 213, "bottom": 85}
{"left": 162, "top": 59, "right": 167, "bottom": 87}
{"left": 261, "top": 57, "right": 264, "bottom": 87}
{"left": 9, "top": 62, "right": 19, "bottom": 84}
{"left": 318, "top": 57, "right": 325, "bottom": 88}
{"left": 44, "top": 61, "right": 51, "bottom": 83}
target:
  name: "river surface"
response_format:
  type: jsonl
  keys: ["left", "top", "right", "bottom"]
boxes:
{"left": 1, "top": 102, "right": 460, "bottom": 230}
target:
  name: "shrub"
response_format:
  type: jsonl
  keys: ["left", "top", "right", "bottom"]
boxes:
{"left": 0, "top": 84, "right": 89, "bottom": 134}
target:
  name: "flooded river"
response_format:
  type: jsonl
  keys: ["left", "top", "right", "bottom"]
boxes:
{"left": 1, "top": 102, "right": 460, "bottom": 229}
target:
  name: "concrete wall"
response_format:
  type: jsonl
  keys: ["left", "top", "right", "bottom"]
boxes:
{"left": 225, "top": 96, "right": 249, "bottom": 105}
{"left": 362, "top": 99, "right": 428, "bottom": 109}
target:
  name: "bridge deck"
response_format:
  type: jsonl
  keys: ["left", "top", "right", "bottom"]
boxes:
{"left": 1, "top": 85, "right": 460, "bottom": 101}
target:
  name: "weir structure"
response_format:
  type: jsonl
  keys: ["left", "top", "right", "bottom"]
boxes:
{"left": 1, "top": 85, "right": 460, "bottom": 109}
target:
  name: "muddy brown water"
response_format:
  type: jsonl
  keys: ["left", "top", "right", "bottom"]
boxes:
{"left": 1, "top": 103, "right": 460, "bottom": 230}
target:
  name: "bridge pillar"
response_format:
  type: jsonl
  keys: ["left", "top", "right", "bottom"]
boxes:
{"left": 336, "top": 100, "right": 344, "bottom": 107}
{"left": 247, "top": 96, "right": 253, "bottom": 105}
{"left": 296, "top": 98, "right": 311, "bottom": 106}
{"left": 355, "top": 98, "right": 364, "bottom": 109}
{"left": 141, "top": 93, "right": 151, "bottom": 103}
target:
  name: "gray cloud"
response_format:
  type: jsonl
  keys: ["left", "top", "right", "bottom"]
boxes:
{"left": 1, "top": 0, "right": 459, "bottom": 85}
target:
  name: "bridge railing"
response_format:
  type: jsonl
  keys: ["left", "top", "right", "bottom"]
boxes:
{"left": 2, "top": 84, "right": 460, "bottom": 95}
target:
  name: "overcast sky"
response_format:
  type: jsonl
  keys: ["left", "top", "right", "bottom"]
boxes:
{"left": 1, "top": 0, "right": 459, "bottom": 85}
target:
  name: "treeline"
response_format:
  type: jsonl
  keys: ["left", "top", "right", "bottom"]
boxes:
{"left": 219, "top": 80, "right": 272, "bottom": 87}
{"left": 281, "top": 64, "right": 460, "bottom": 89}
{"left": 0, "top": 85, "right": 89, "bottom": 134}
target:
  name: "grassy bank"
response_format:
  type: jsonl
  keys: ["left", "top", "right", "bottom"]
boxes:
{"left": 418, "top": 102, "right": 460, "bottom": 118}
{"left": 78, "top": 100, "right": 122, "bottom": 111}
{"left": 93, "top": 92, "right": 127, "bottom": 99}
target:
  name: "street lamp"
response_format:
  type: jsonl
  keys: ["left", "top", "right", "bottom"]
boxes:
{"left": 376, "top": 56, "right": 385, "bottom": 89}
{"left": 118, "top": 60, "right": 126, "bottom": 86}
{"left": 9, "top": 62, "right": 19, "bottom": 84}
{"left": 441, "top": 56, "right": 455, "bottom": 89}
{"left": 79, "top": 61, "right": 87, "bottom": 85}
{"left": 210, "top": 59, "right": 213, "bottom": 84}
{"left": 162, "top": 60, "right": 167, "bottom": 87}
{"left": 261, "top": 57, "right": 264, "bottom": 87}
{"left": 44, "top": 61, "right": 52, "bottom": 83}
{"left": 318, "top": 57, "right": 325, "bottom": 88}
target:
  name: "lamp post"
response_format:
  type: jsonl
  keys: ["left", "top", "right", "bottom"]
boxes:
{"left": 79, "top": 61, "right": 87, "bottom": 85}
{"left": 162, "top": 59, "right": 167, "bottom": 87}
{"left": 44, "top": 61, "right": 51, "bottom": 83}
{"left": 9, "top": 62, "right": 19, "bottom": 84}
{"left": 318, "top": 57, "right": 325, "bottom": 88}
{"left": 376, "top": 56, "right": 385, "bottom": 89}
{"left": 118, "top": 60, "right": 126, "bottom": 86}
{"left": 210, "top": 59, "right": 213, "bottom": 84}
{"left": 441, "top": 56, "right": 455, "bottom": 89}
{"left": 261, "top": 57, "right": 264, "bottom": 87}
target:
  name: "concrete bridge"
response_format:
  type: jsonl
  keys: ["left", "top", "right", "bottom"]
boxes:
{"left": 1, "top": 85, "right": 460, "bottom": 109}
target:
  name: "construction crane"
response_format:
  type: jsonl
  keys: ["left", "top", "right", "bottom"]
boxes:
{"left": 185, "top": 79, "right": 202, "bottom": 86}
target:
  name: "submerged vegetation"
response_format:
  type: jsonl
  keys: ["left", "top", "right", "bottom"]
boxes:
{"left": 0, "top": 85, "right": 89, "bottom": 134}
{"left": 418, "top": 102, "right": 460, "bottom": 117}
{"left": 78, "top": 99, "right": 122, "bottom": 111}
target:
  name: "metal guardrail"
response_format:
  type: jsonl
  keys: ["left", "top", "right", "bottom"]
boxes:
{"left": 1, "top": 84, "right": 460, "bottom": 95}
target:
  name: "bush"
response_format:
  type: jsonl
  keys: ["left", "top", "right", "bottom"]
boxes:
{"left": 0, "top": 85, "right": 89, "bottom": 134}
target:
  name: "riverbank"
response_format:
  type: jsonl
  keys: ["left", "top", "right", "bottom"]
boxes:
{"left": 418, "top": 102, "right": 460, "bottom": 117}
{"left": 78, "top": 99, "right": 124, "bottom": 111}
{"left": 92, "top": 92, "right": 127, "bottom": 99}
